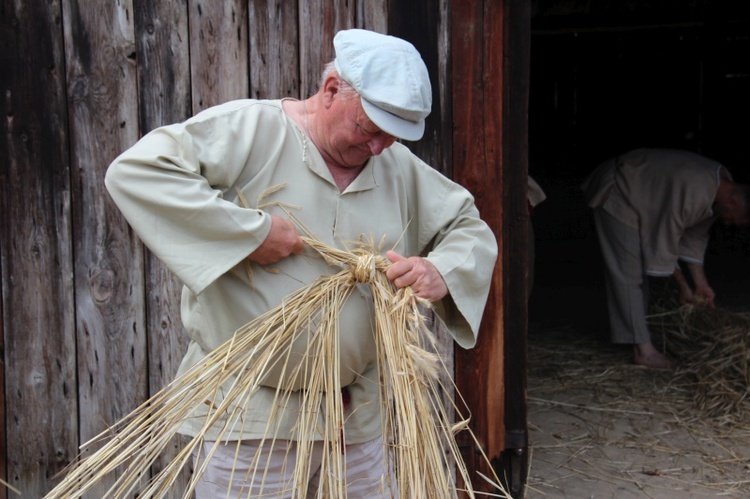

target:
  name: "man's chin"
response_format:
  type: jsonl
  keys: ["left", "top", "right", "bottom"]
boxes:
{"left": 344, "top": 153, "right": 373, "bottom": 167}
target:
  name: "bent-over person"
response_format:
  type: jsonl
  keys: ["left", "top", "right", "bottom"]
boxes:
{"left": 582, "top": 148, "right": 750, "bottom": 370}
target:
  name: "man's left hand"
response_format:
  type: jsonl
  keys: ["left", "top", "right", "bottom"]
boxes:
{"left": 385, "top": 251, "right": 448, "bottom": 301}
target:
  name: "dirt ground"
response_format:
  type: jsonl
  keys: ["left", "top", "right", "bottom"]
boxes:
{"left": 525, "top": 285, "right": 750, "bottom": 498}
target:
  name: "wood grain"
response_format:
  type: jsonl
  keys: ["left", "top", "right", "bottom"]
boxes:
{"left": 451, "top": 0, "right": 528, "bottom": 494}
{"left": 133, "top": 0, "right": 193, "bottom": 489}
{"left": 298, "top": 0, "right": 355, "bottom": 97}
{"left": 1, "top": 2, "right": 524, "bottom": 496}
{"left": 1, "top": 1, "right": 77, "bottom": 496}
{"left": 249, "top": 0, "right": 300, "bottom": 99}
{"left": 189, "top": 0, "right": 249, "bottom": 111}
{"left": 62, "top": 0, "right": 146, "bottom": 496}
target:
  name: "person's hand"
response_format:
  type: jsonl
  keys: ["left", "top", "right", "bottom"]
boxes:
{"left": 692, "top": 284, "right": 716, "bottom": 307}
{"left": 248, "top": 215, "right": 304, "bottom": 265}
{"left": 385, "top": 250, "right": 448, "bottom": 301}
{"left": 678, "top": 285, "right": 694, "bottom": 306}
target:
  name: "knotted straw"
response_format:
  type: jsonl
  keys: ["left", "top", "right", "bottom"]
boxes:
{"left": 44, "top": 208, "right": 507, "bottom": 498}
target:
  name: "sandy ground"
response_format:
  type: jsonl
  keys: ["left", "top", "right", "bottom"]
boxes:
{"left": 525, "top": 286, "right": 750, "bottom": 498}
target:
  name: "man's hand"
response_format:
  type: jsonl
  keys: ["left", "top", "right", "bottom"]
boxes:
{"left": 692, "top": 284, "right": 716, "bottom": 307}
{"left": 385, "top": 250, "right": 448, "bottom": 301}
{"left": 684, "top": 262, "right": 715, "bottom": 307}
{"left": 678, "top": 286, "right": 694, "bottom": 306}
{"left": 248, "top": 215, "right": 304, "bottom": 265}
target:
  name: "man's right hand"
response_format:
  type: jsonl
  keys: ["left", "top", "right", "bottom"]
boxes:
{"left": 248, "top": 215, "right": 304, "bottom": 265}
{"left": 692, "top": 284, "right": 716, "bottom": 307}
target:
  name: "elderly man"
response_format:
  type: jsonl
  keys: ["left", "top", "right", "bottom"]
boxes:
{"left": 583, "top": 148, "right": 750, "bottom": 370}
{"left": 105, "top": 29, "right": 497, "bottom": 496}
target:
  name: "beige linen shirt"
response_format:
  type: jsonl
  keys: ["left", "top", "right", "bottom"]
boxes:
{"left": 582, "top": 148, "right": 723, "bottom": 276}
{"left": 105, "top": 99, "right": 497, "bottom": 443}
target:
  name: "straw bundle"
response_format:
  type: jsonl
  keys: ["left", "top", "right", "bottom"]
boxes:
{"left": 44, "top": 221, "right": 506, "bottom": 498}
{"left": 649, "top": 303, "right": 750, "bottom": 426}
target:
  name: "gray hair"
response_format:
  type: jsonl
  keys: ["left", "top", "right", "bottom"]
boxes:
{"left": 320, "top": 61, "right": 359, "bottom": 99}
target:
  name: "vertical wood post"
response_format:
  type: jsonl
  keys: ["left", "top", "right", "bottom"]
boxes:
{"left": 498, "top": 0, "right": 531, "bottom": 494}
{"left": 451, "top": 0, "right": 530, "bottom": 495}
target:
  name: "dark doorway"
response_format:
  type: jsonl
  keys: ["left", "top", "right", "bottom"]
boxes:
{"left": 528, "top": 1, "right": 750, "bottom": 334}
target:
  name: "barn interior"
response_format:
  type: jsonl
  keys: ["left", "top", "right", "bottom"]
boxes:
{"left": 524, "top": 4, "right": 750, "bottom": 495}
{"left": 524, "top": 3, "right": 750, "bottom": 494}
{"left": 528, "top": 1, "right": 750, "bottom": 332}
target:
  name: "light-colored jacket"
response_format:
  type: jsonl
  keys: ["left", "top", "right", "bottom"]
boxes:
{"left": 105, "top": 99, "right": 498, "bottom": 443}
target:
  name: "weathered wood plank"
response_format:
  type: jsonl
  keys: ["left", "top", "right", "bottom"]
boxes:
{"left": 189, "top": 0, "right": 249, "bottom": 111}
{"left": 358, "top": 0, "right": 388, "bottom": 33}
{"left": 135, "top": 0, "right": 192, "bottom": 132}
{"left": 451, "top": 0, "right": 509, "bottom": 494}
{"left": 61, "top": 1, "right": 146, "bottom": 496}
{"left": 389, "top": 0, "right": 450, "bottom": 174}
{"left": 0, "top": 1, "right": 77, "bottom": 496}
{"left": 248, "top": 0, "right": 300, "bottom": 99}
{"left": 497, "top": 1, "right": 531, "bottom": 494}
{"left": 298, "top": 0, "right": 356, "bottom": 97}
{"left": 133, "top": 0, "right": 192, "bottom": 489}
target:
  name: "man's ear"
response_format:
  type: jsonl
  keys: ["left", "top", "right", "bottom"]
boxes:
{"left": 321, "top": 74, "right": 340, "bottom": 108}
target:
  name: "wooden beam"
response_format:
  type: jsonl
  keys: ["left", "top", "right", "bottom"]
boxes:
{"left": 452, "top": 0, "right": 530, "bottom": 495}
{"left": 499, "top": 0, "right": 531, "bottom": 495}
{"left": 451, "top": 0, "right": 506, "bottom": 490}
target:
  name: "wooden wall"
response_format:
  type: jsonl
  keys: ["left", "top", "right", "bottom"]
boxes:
{"left": 2, "top": 0, "right": 530, "bottom": 497}
{"left": 0, "top": 0, "right": 454, "bottom": 496}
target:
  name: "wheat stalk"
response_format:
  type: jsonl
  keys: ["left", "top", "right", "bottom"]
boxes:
{"left": 44, "top": 222, "right": 507, "bottom": 498}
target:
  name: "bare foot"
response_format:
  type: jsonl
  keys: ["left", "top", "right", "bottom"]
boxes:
{"left": 633, "top": 344, "right": 673, "bottom": 370}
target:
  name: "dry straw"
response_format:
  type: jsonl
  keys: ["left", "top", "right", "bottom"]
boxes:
{"left": 527, "top": 314, "right": 750, "bottom": 496}
{"left": 1, "top": 478, "right": 21, "bottom": 496}
{"left": 44, "top": 209, "right": 508, "bottom": 498}
{"left": 649, "top": 302, "right": 750, "bottom": 427}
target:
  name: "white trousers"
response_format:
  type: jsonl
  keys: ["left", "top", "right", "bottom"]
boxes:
{"left": 192, "top": 437, "right": 396, "bottom": 498}
{"left": 593, "top": 208, "right": 652, "bottom": 344}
